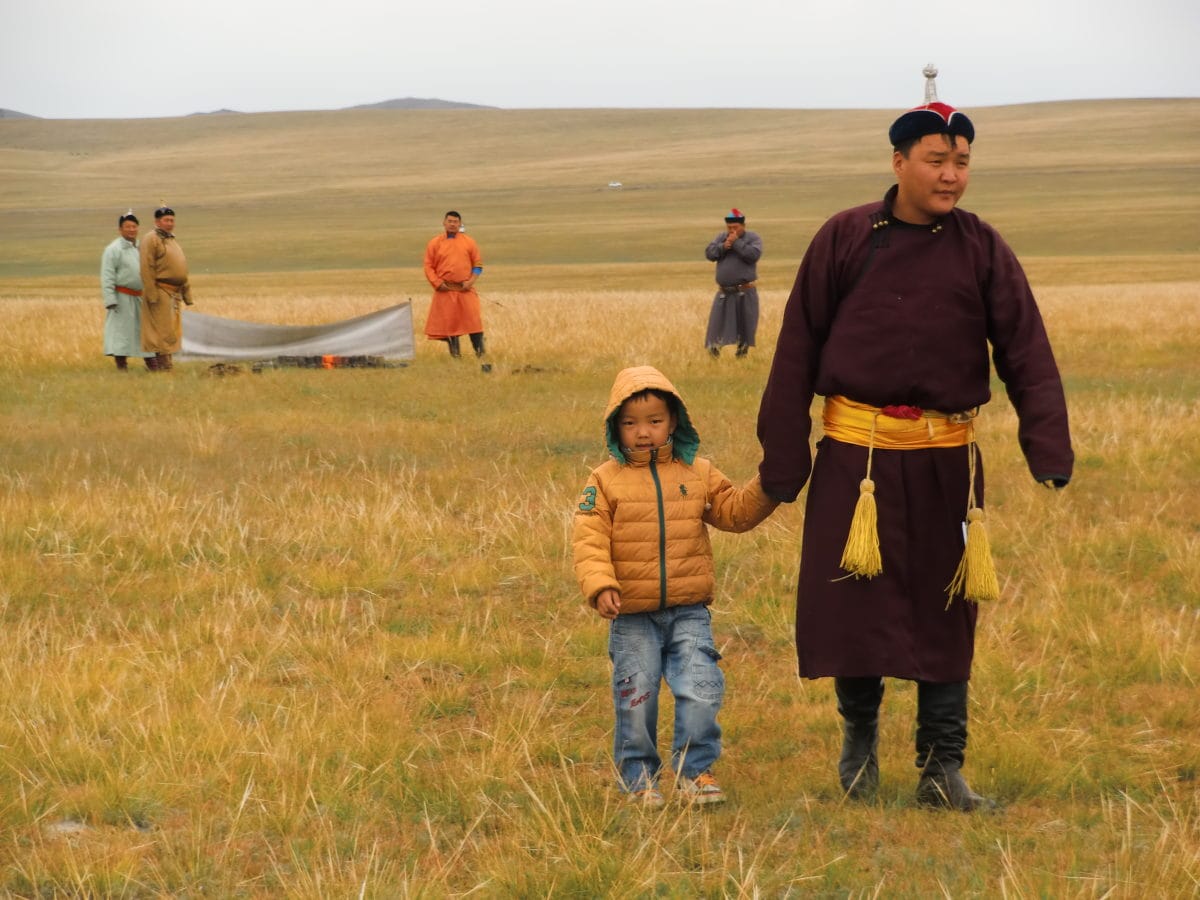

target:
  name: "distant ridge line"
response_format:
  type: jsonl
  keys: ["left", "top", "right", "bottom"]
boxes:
{"left": 345, "top": 97, "right": 497, "bottom": 111}
{"left": 1, "top": 98, "right": 495, "bottom": 120}
{"left": 6, "top": 96, "right": 1189, "bottom": 121}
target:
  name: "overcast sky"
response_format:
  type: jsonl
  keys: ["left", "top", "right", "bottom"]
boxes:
{"left": 3, "top": 0, "right": 1197, "bottom": 119}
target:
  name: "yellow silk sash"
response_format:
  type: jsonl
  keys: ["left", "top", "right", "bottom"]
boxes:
{"left": 822, "top": 395, "right": 975, "bottom": 449}
{"left": 823, "top": 395, "right": 998, "bottom": 604}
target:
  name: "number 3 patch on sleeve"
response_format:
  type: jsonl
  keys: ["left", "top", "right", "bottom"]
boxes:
{"left": 578, "top": 486, "right": 598, "bottom": 512}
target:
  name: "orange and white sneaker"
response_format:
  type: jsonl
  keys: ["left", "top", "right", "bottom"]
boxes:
{"left": 627, "top": 787, "right": 666, "bottom": 808}
{"left": 679, "top": 771, "right": 726, "bottom": 805}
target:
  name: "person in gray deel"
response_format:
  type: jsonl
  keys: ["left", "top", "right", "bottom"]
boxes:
{"left": 704, "top": 208, "right": 761, "bottom": 358}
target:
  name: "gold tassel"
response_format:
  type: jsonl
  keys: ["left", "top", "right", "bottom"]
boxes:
{"left": 945, "top": 437, "right": 999, "bottom": 605}
{"left": 840, "top": 477, "right": 882, "bottom": 577}
{"left": 946, "top": 507, "right": 1000, "bottom": 605}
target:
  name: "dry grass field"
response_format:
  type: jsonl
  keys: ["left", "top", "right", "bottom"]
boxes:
{"left": 1, "top": 101, "right": 1198, "bottom": 896}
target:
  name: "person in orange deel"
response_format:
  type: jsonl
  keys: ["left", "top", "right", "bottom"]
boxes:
{"left": 423, "top": 210, "right": 485, "bottom": 360}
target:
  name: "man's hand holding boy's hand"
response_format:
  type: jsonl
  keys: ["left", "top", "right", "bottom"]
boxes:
{"left": 595, "top": 589, "right": 621, "bottom": 620}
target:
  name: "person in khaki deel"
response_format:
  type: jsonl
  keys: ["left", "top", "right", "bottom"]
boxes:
{"left": 139, "top": 205, "right": 193, "bottom": 371}
{"left": 572, "top": 366, "right": 778, "bottom": 807}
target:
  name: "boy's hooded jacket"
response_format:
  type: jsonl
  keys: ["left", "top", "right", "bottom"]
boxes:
{"left": 572, "top": 366, "right": 777, "bottom": 613}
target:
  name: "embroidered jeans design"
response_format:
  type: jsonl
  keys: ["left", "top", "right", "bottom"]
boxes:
{"left": 608, "top": 605, "right": 724, "bottom": 792}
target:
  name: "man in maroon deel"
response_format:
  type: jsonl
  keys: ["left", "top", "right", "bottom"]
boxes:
{"left": 756, "top": 76, "right": 1072, "bottom": 810}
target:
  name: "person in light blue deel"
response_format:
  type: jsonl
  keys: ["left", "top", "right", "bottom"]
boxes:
{"left": 100, "top": 211, "right": 153, "bottom": 371}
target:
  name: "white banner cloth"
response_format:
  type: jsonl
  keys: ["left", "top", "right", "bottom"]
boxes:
{"left": 179, "top": 302, "right": 415, "bottom": 361}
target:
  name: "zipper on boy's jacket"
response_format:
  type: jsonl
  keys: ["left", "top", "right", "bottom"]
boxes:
{"left": 650, "top": 453, "right": 668, "bottom": 610}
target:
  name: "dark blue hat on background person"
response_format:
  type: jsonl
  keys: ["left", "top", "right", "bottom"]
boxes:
{"left": 154, "top": 205, "right": 175, "bottom": 218}
{"left": 723, "top": 208, "right": 745, "bottom": 223}
{"left": 118, "top": 209, "right": 138, "bottom": 226}
{"left": 889, "top": 101, "right": 975, "bottom": 147}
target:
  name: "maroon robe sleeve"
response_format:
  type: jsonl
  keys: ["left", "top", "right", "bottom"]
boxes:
{"left": 981, "top": 226, "right": 1074, "bottom": 483}
{"left": 757, "top": 215, "right": 859, "bottom": 502}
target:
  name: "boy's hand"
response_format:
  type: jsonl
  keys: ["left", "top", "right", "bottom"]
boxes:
{"left": 595, "top": 589, "right": 621, "bottom": 620}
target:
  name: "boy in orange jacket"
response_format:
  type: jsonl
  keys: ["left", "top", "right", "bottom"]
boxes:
{"left": 572, "top": 366, "right": 777, "bottom": 806}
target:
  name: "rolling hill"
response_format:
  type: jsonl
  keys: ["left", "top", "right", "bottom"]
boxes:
{"left": 0, "top": 99, "right": 1196, "bottom": 281}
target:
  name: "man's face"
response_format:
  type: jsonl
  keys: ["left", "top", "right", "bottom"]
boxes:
{"left": 443, "top": 215, "right": 461, "bottom": 235}
{"left": 618, "top": 393, "right": 676, "bottom": 454}
{"left": 156, "top": 214, "right": 176, "bottom": 232}
{"left": 119, "top": 220, "right": 139, "bottom": 242}
{"left": 892, "top": 134, "right": 971, "bottom": 224}
{"left": 725, "top": 222, "right": 745, "bottom": 239}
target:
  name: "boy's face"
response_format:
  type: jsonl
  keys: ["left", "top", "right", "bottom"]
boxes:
{"left": 618, "top": 393, "right": 676, "bottom": 453}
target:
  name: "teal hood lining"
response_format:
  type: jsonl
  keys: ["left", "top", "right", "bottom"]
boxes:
{"left": 603, "top": 368, "right": 700, "bottom": 464}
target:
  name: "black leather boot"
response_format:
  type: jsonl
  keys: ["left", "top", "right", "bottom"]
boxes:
{"left": 447, "top": 336, "right": 462, "bottom": 358}
{"left": 835, "top": 677, "right": 883, "bottom": 800}
{"left": 915, "top": 681, "right": 996, "bottom": 811}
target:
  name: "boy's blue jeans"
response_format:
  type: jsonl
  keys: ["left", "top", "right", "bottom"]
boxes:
{"left": 608, "top": 604, "right": 724, "bottom": 793}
